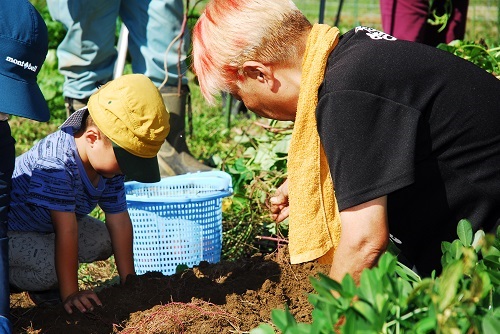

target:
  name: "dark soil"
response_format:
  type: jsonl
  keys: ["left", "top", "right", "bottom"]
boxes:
{"left": 10, "top": 247, "right": 329, "bottom": 334}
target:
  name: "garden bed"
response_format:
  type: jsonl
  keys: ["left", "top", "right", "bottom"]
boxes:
{"left": 10, "top": 246, "right": 329, "bottom": 334}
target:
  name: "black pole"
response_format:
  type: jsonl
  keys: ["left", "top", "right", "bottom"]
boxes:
{"left": 334, "top": 0, "right": 345, "bottom": 27}
{"left": 319, "top": 0, "right": 326, "bottom": 23}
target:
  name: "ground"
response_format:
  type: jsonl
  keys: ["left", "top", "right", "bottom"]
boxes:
{"left": 10, "top": 246, "right": 329, "bottom": 334}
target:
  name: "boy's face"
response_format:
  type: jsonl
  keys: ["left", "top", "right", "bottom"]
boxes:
{"left": 88, "top": 136, "right": 123, "bottom": 179}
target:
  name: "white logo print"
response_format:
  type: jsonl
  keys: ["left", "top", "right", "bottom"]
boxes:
{"left": 355, "top": 26, "right": 397, "bottom": 41}
{"left": 390, "top": 234, "right": 402, "bottom": 244}
{"left": 5, "top": 56, "right": 38, "bottom": 72}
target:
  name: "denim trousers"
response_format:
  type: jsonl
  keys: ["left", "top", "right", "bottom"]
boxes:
{"left": 47, "top": 0, "right": 189, "bottom": 99}
{"left": 0, "top": 120, "right": 15, "bottom": 332}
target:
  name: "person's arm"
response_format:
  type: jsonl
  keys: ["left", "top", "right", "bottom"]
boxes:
{"left": 269, "top": 179, "right": 290, "bottom": 223}
{"left": 104, "top": 211, "right": 135, "bottom": 284}
{"left": 329, "top": 196, "right": 390, "bottom": 284}
{"left": 51, "top": 210, "right": 102, "bottom": 314}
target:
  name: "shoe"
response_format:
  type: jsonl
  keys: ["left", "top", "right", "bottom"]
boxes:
{"left": 157, "top": 141, "right": 212, "bottom": 177}
{"left": 27, "top": 289, "right": 61, "bottom": 307}
{"left": 64, "top": 97, "right": 89, "bottom": 117}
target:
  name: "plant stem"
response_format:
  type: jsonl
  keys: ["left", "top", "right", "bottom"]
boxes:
{"left": 256, "top": 236, "right": 289, "bottom": 243}
{"left": 385, "top": 307, "right": 429, "bottom": 329}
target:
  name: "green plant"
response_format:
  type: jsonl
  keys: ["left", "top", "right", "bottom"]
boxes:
{"left": 251, "top": 220, "right": 500, "bottom": 334}
{"left": 428, "top": 0, "right": 453, "bottom": 33}
{"left": 438, "top": 40, "right": 500, "bottom": 78}
{"left": 219, "top": 121, "right": 291, "bottom": 260}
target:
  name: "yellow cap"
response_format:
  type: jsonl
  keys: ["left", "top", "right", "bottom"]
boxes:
{"left": 87, "top": 74, "right": 170, "bottom": 182}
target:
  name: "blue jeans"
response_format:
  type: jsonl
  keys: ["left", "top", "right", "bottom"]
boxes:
{"left": 47, "top": 0, "right": 189, "bottom": 99}
{"left": 0, "top": 120, "right": 15, "bottom": 333}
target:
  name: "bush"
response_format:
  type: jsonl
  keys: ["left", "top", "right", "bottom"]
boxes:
{"left": 252, "top": 220, "right": 500, "bottom": 333}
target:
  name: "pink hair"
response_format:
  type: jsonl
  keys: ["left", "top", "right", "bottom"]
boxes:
{"left": 191, "top": 0, "right": 311, "bottom": 104}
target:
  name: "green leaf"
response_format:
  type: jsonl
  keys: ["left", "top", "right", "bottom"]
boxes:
{"left": 414, "top": 317, "right": 437, "bottom": 333}
{"left": 377, "top": 252, "right": 397, "bottom": 274}
{"left": 457, "top": 219, "right": 473, "bottom": 246}
{"left": 482, "top": 313, "right": 500, "bottom": 334}
{"left": 273, "top": 137, "right": 291, "bottom": 154}
{"left": 441, "top": 241, "right": 452, "bottom": 254}
{"left": 438, "top": 260, "right": 464, "bottom": 311}
{"left": 395, "top": 261, "right": 421, "bottom": 283}
{"left": 477, "top": 271, "right": 492, "bottom": 299}
{"left": 483, "top": 255, "right": 500, "bottom": 270}
{"left": 486, "top": 268, "right": 500, "bottom": 285}
{"left": 353, "top": 300, "right": 378, "bottom": 324}
{"left": 358, "top": 269, "right": 381, "bottom": 306}
{"left": 450, "top": 239, "right": 463, "bottom": 260}
{"left": 310, "top": 307, "right": 339, "bottom": 334}
{"left": 270, "top": 308, "right": 296, "bottom": 331}
{"left": 309, "top": 315, "right": 328, "bottom": 334}
{"left": 250, "top": 324, "right": 276, "bottom": 334}
{"left": 340, "top": 274, "right": 357, "bottom": 299}
{"left": 309, "top": 274, "right": 343, "bottom": 301}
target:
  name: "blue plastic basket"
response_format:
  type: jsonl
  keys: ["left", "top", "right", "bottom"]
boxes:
{"left": 125, "top": 171, "right": 233, "bottom": 276}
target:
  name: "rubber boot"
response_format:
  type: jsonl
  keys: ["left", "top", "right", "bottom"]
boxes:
{"left": 158, "top": 86, "right": 212, "bottom": 177}
{"left": 64, "top": 97, "right": 88, "bottom": 117}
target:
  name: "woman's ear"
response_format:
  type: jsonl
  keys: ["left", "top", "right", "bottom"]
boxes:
{"left": 242, "top": 61, "right": 275, "bottom": 88}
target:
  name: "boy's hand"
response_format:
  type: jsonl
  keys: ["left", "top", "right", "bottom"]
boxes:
{"left": 63, "top": 290, "right": 102, "bottom": 314}
{"left": 269, "top": 179, "right": 290, "bottom": 223}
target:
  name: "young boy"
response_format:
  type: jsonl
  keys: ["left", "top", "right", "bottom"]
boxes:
{"left": 8, "top": 73, "right": 170, "bottom": 314}
{"left": 192, "top": 0, "right": 500, "bottom": 283}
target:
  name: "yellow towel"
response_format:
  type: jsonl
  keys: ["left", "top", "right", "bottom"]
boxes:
{"left": 287, "top": 24, "right": 341, "bottom": 265}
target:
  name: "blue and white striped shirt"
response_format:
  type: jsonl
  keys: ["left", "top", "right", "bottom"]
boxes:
{"left": 8, "top": 127, "right": 126, "bottom": 232}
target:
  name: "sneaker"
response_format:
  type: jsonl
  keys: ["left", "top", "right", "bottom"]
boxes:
{"left": 27, "top": 289, "right": 61, "bottom": 307}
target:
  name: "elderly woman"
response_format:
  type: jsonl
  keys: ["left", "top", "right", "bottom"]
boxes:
{"left": 191, "top": 0, "right": 500, "bottom": 283}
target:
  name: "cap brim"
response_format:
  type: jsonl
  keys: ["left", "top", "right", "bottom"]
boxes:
{"left": 59, "top": 107, "right": 87, "bottom": 130}
{"left": 113, "top": 143, "right": 161, "bottom": 183}
{"left": 0, "top": 75, "right": 49, "bottom": 122}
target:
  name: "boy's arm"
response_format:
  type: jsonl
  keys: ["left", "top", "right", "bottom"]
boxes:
{"left": 105, "top": 211, "right": 135, "bottom": 284}
{"left": 51, "top": 210, "right": 102, "bottom": 314}
{"left": 51, "top": 211, "right": 79, "bottom": 300}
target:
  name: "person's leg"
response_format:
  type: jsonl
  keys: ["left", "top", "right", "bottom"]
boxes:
{"left": 8, "top": 231, "right": 59, "bottom": 292}
{"left": 445, "top": 0, "right": 469, "bottom": 43}
{"left": 0, "top": 120, "right": 15, "bottom": 332}
{"left": 46, "top": 0, "right": 120, "bottom": 114}
{"left": 380, "top": 0, "right": 429, "bottom": 42}
{"left": 121, "top": 0, "right": 212, "bottom": 175}
{"left": 76, "top": 215, "right": 112, "bottom": 263}
{"left": 120, "top": 0, "right": 188, "bottom": 88}
{"left": 157, "top": 85, "right": 213, "bottom": 176}
{"left": 8, "top": 215, "right": 112, "bottom": 292}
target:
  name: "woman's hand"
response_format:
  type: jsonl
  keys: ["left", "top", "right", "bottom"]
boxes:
{"left": 269, "top": 179, "right": 290, "bottom": 222}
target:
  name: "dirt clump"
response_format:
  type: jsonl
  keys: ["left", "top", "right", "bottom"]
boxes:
{"left": 10, "top": 247, "right": 329, "bottom": 334}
